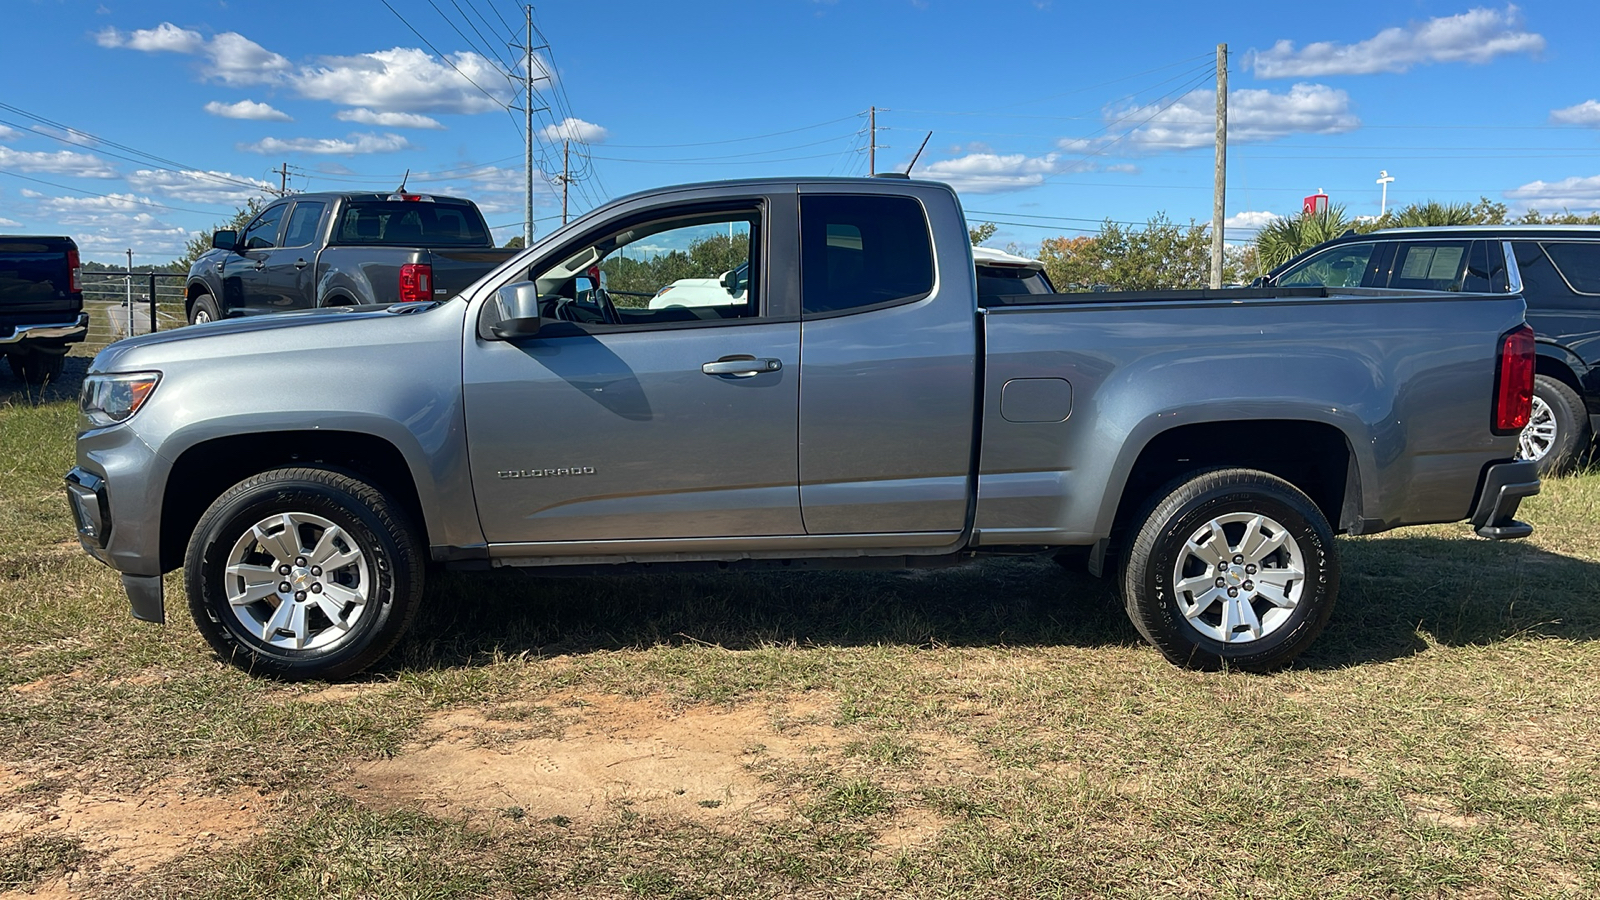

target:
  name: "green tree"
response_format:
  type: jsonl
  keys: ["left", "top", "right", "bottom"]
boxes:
{"left": 1036, "top": 214, "right": 1234, "bottom": 292}
{"left": 502, "top": 236, "right": 526, "bottom": 250}
{"left": 968, "top": 222, "right": 998, "bottom": 245}
{"left": 1253, "top": 206, "right": 1353, "bottom": 273}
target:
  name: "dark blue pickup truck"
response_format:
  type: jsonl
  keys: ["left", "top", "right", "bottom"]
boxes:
{"left": 183, "top": 191, "right": 518, "bottom": 323}
{"left": 0, "top": 234, "right": 89, "bottom": 384}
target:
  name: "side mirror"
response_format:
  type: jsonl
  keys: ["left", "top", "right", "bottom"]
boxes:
{"left": 212, "top": 230, "right": 237, "bottom": 251}
{"left": 718, "top": 269, "right": 734, "bottom": 290}
{"left": 489, "top": 282, "right": 544, "bottom": 339}
{"left": 1249, "top": 275, "right": 1269, "bottom": 288}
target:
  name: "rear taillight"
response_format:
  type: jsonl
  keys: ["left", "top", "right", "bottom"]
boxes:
{"left": 1494, "top": 324, "right": 1535, "bottom": 433}
{"left": 67, "top": 247, "right": 82, "bottom": 293}
{"left": 399, "top": 263, "right": 433, "bottom": 303}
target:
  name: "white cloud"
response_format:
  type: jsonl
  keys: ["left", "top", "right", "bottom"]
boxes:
{"left": 334, "top": 108, "right": 444, "bottom": 130}
{"left": 294, "top": 47, "right": 512, "bottom": 114}
{"left": 1505, "top": 174, "right": 1600, "bottom": 212}
{"left": 1249, "top": 5, "right": 1544, "bottom": 78}
{"left": 0, "top": 145, "right": 118, "bottom": 178}
{"left": 243, "top": 132, "right": 414, "bottom": 155}
{"left": 205, "top": 32, "right": 293, "bottom": 86}
{"left": 126, "top": 168, "right": 273, "bottom": 205}
{"left": 1101, "top": 83, "right": 1360, "bottom": 152}
{"left": 918, "top": 152, "right": 1072, "bottom": 194}
{"left": 98, "top": 23, "right": 290, "bottom": 86}
{"left": 96, "top": 22, "right": 206, "bottom": 54}
{"left": 538, "top": 117, "right": 609, "bottom": 144}
{"left": 204, "top": 99, "right": 292, "bottom": 121}
{"left": 1550, "top": 100, "right": 1600, "bottom": 126}
{"left": 1224, "top": 210, "right": 1283, "bottom": 238}
{"left": 0, "top": 125, "right": 22, "bottom": 141}
{"left": 0, "top": 217, "right": 20, "bottom": 227}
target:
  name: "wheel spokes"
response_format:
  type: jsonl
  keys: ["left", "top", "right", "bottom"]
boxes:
{"left": 252, "top": 514, "right": 302, "bottom": 564}
{"left": 226, "top": 563, "right": 281, "bottom": 606}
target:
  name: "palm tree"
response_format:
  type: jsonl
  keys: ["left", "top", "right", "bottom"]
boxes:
{"left": 1391, "top": 201, "right": 1477, "bottom": 227}
{"left": 1253, "top": 205, "right": 1353, "bottom": 273}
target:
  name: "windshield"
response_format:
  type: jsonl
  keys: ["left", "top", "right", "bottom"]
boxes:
{"left": 334, "top": 201, "right": 491, "bottom": 247}
{"left": 1278, "top": 243, "right": 1376, "bottom": 287}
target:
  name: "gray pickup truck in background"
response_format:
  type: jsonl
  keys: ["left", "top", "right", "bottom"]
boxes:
{"left": 183, "top": 191, "right": 518, "bottom": 323}
{"left": 70, "top": 176, "right": 1539, "bottom": 679}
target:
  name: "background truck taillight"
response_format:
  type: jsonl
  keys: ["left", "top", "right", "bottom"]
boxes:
{"left": 67, "top": 247, "right": 82, "bottom": 293}
{"left": 398, "top": 263, "right": 432, "bottom": 303}
{"left": 1493, "top": 324, "right": 1535, "bottom": 433}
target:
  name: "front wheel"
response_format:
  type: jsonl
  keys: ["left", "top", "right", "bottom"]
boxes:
{"left": 1121, "top": 468, "right": 1338, "bottom": 672}
{"left": 185, "top": 467, "right": 425, "bottom": 679}
{"left": 189, "top": 293, "right": 221, "bottom": 326}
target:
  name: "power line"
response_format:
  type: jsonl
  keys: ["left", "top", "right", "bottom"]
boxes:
{"left": 376, "top": 0, "right": 513, "bottom": 114}
{"left": 0, "top": 168, "right": 234, "bottom": 216}
{"left": 602, "top": 113, "right": 867, "bottom": 149}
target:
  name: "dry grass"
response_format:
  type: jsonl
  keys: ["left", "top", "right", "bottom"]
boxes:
{"left": 3, "top": 371, "right": 1598, "bottom": 899}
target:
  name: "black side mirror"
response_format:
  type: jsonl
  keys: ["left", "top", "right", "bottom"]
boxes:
{"left": 1249, "top": 275, "right": 1269, "bottom": 288}
{"left": 489, "top": 282, "right": 544, "bottom": 339}
{"left": 212, "top": 230, "right": 237, "bottom": 251}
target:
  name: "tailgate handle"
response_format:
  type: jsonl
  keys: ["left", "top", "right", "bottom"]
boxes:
{"left": 701, "top": 355, "right": 781, "bottom": 378}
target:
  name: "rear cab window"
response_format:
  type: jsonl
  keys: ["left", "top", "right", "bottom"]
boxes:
{"left": 334, "top": 200, "right": 491, "bottom": 247}
{"left": 800, "top": 195, "right": 934, "bottom": 316}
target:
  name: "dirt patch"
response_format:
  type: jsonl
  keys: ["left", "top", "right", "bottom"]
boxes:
{"left": 1, "top": 778, "right": 263, "bottom": 881}
{"left": 348, "top": 693, "right": 843, "bottom": 825}
{"left": 1406, "top": 794, "right": 1487, "bottom": 830}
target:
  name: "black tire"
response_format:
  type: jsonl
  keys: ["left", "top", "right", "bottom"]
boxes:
{"left": 1121, "top": 468, "right": 1338, "bottom": 672}
{"left": 189, "top": 293, "right": 222, "bottom": 325}
{"left": 1519, "top": 375, "right": 1590, "bottom": 476}
{"left": 185, "top": 467, "right": 425, "bottom": 680}
{"left": 7, "top": 350, "right": 65, "bottom": 385}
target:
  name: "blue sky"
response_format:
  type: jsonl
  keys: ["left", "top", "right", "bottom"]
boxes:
{"left": 2, "top": 0, "right": 1598, "bottom": 263}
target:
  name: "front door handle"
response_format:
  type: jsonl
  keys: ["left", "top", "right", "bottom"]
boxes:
{"left": 294, "top": 259, "right": 308, "bottom": 270}
{"left": 252, "top": 261, "right": 265, "bottom": 271}
{"left": 701, "top": 356, "right": 782, "bottom": 378}
{"left": 213, "top": 263, "right": 223, "bottom": 273}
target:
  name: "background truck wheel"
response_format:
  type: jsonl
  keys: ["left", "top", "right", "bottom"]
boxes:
{"left": 189, "top": 293, "right": 221, "bottom": 325}
{"left": 7, "top": 350, "right": 65, "bottom": 385}
{"left": 1517, "top": 375, "right": 1590, "bottom": 475}
{"left": 1121, "top": 468, "right": 1339, "bottom": 672}
{"left": 184, "top": 467, "right": 425, "bottom": 680}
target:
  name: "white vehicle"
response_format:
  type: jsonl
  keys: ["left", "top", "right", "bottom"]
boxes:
{"left": 972, "top": 246, "right": 1055, "bottom": 299}
{"left": 649, "top": 248, "right": 1056, "bottom": 309}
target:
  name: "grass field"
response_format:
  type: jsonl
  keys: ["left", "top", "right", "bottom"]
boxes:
{"left": 2, "top": 364, "right": 1598, "bottom": 899}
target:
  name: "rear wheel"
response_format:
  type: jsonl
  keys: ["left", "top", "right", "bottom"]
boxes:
{"left": 189, "top": 293, "right": 221, "bottom": 325}
{"left": 1517, "top": 375, "right": 1589, "bottom": 475}
{"left": 7, "top": 350, "right": 65, "bottom": 385}
{"left": 1121, "top": 468, "right": 1338, "bottom": 672}
{"left": 185, "top": 467, "right": 425, "bottom": 680}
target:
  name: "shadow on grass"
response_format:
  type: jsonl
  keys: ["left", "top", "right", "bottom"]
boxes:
{"left": 385, "top": 535, "right": 1600, "bottom": 674}
{"left": 0, "top": 355, "right": 90, "bottom": 407}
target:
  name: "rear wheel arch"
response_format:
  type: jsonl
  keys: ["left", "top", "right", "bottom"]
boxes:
{"left": 159, "top": 430, "right": 428, "bottom": 573}
{"left": 1105, "top": 419, "right": 1357, "bottom": 553}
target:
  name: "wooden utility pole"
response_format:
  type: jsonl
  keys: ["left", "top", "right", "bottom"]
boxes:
{"left": 1210, "top": 43, "right": 1227, "bottom": 289}
{"left": 869, "top": 106, "right": 876, "bottom": 176}
{"left": 525, "top": 4, "right": 534, "bottom": 244}
{"left": 561, "top": 139, "right": 570, "bottom": 225}
{"left": 276, "top": 162, "right": 290, "bottom": 196}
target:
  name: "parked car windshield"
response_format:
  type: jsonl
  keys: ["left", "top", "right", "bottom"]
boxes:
{"left": 334, "top": 201, "right": 491, "bottom": 247}
{"left": 1277, "top": 242, "right": 1376, "bottom": 287}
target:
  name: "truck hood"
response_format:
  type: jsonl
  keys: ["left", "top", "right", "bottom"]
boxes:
{"left": 89, "top": 301, "right": 453, "bottom": 374}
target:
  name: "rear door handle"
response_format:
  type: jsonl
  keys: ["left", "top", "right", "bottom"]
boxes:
{"left": 213, "top": 263, "right": 223, "bottom": 273}
{"left": 294, "top": 259, "right": 308, "bottom": 269}
{"left": 701, "top": 356, "right": 782, "bottom": 378}
{"left": 252, "top": 261, "right": 265, "bottom": 271}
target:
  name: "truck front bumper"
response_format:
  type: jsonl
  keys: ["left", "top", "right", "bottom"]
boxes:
{"left": 1470, "top": 460, "right": 1539, "bottom": 540}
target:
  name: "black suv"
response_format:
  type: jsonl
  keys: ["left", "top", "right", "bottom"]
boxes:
{"left": 1263, "top": 226, "right": 1599, "bottom": 473}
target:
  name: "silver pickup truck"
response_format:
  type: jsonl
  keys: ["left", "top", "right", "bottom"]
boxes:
{"left": 66, "top": 176, "right": 1540, "bottom": 679}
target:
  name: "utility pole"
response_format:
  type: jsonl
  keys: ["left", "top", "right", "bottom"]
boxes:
{"left": 276, "top": 162, "right": 290, "bottom": 196}
{"left": 1210, "top": 43, "right": 1227, "bottom": 290}
{"left": 869, "top": 106, "right": 876, "bottom": 176}
{"left": 524, "top": 5, "right": 534, "bottom": 244}
{"left": 560, "top": 139, "right": 570, "bottom": 225}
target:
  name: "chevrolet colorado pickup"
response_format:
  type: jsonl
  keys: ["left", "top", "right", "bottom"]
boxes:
{"left": 1, "top": 235, "right": 89, "bottom": 384}
{"left": 69, "top": 176, "right": 1539, "bottom": 679}
{"left": 183, "top": 191, "right": 517, "bottom": 323}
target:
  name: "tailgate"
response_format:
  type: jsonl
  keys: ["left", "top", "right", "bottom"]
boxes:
{"left": 426, "top": 249, "right": 521, "bottom": 297}
{"left": 0, "top": 240, "right": 74, "bottom": 314}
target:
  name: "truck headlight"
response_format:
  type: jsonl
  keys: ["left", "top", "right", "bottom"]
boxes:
{"left": 80, "top": 372, "right": 161, "bottom": 427}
